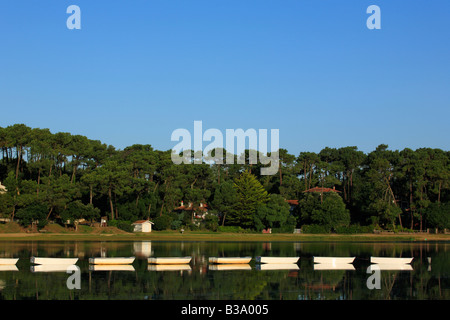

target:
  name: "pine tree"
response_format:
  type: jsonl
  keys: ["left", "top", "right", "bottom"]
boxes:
{"left": 230, "top": 170, "right": 269, "bottom": 228}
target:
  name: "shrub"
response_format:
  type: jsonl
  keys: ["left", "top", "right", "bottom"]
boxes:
{"left": 424, "top": 202, "right": 450, "bottom": 230}
{"left": 15, "top": 204, "right": 48, "bottom": 228}
{"left": 153, "top": 215, "right": 173, "bottom": 231}
{"left": 335, "top": 224, "right": 375, "bottom": 234}
{"left": 217, "top": 226, "right": 247, "bottom": 233}
{"left": 301, "top": 224, "right": 331, "bottom": 234}
{"left": 108, "top": 220, "right": 133, "bottom": 232}
{"left": 204, "top": 214, "right": 219, "bottom": 231}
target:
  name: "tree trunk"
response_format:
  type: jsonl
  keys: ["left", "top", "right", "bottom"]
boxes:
{"left": 438, "top": 181, "right": 441, "bottom": 203}
{"left": 410, "top": 178, "right": 413, "bottom": 229}
{"left": 37, "top": 168, "right": 41, "bottom": 196}
{"left": 15, "top": 146, "right": 22, "bottom": 180}
{"left": 108, "top": 186, "right": 114, "bottom": 221}
{"left": 46, "top": 206, "right": 53, "bottom": 220}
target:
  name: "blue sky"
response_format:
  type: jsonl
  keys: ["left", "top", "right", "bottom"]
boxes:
{"left": 0, "top": 0, "right": 449, "bottom": 155}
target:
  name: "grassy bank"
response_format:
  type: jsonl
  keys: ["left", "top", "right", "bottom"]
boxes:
{"left": 0, "top": 231, "right": 449, "bottom": 242}
{"left": 1, "top": 222, "right": 449, "bottom": 242}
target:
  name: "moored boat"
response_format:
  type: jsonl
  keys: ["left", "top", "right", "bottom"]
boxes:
{"left": 89, "top": 257, "right": 135, "bottom": 265}
{"left": 370, "top": 257, "right": 413, "bottom": 264}
{"left": 313, "top": 257, "right": 355, "bottom": 265}
{"left": 208, "top": 257, "right": 252, "bottom": 264}
{"left": 256, "top": 257, "right": 299, "bottom": 264}
{"left": 0, "top": 258, "right": 19, "bottom": 265}
{"left": 314, "top": 263, "right": 356, "bottom": 271}
{"left": 30, "top": 257, "right": 79, "bottom": 265}
{"left": 148, "top": 256, "right": 192, "bottom": 265}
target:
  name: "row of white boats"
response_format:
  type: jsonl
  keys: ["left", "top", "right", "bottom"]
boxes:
{"left": 0, "top": 256, "right": 416, "bottom": 272}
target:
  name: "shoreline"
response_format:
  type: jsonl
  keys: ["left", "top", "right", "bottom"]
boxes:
{"left": 0, "top": 231, "right": 449, "bottom": 242}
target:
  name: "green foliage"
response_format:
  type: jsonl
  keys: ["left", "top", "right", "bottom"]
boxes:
{"left": 298, "top": 192, "right": 350, "bottom": 231}
{"left": 217, "top": 226, "right": 248, "bottom": 233}
{"left": 153, "top": 215, "right": 173, "bottom": 231}
{"left": 301, "top": 224, "right": 331, "bottom": 234}
{"left": 107, "top": 220, "right": 133, "bottom": 232}
{"left": 211, "top": 180, "right": 238, "bottom": 226}
{"left": 15, "top": 203, "right": 48, "bottom": 228}
{"left": 229, "top": 170, "right": 269, "bottom": 229}
{"left": 424, "top": 202, "right": 450, "bottom": 229}
{"left": 335, "top": 224, "right": 376, "bottom": 234}
{"left": 203, "top": 214, "right": 219, "bottom": 231}
{"left": 60, "top": 200, "right": 100, "bottom": 225}
{"left": 254, "top": 194, "right": 295, "bottom": 232}
{"left": 0, "top": 124, "right": 449, "bottom": 234}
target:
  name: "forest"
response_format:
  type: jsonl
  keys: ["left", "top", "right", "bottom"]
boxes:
{"left": 0, "top": 123, "right": 449, "bottom": 233}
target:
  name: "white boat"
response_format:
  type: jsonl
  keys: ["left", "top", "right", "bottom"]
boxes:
{"left": 256, "top": 257, "right": 299, "bottom": 264}
{"left": 256, "top": 264, "right": 300, "bottom": 271}
{"left": 208, "top": 257, "right": 252, "bottom": 264}
{"left": 148, "top": 256, "right": 192, "bottom": 265}
{"left": 148, "top": 264, "right": 192, "bottom": 272}
{"left": 0, "top": 258, "right": 19, "bottom": 265}
{"left": 314, "top": 263, "right": 356, "bottom": 271}
{"left": 89, "top": 265, "right": 135, "bottom": 272}
{"left": 313, "top": 257, "right": 355, "bottom": 265}
{"left": 89, "top": 257, "right": 135, "bottom": 265}
{"left": 370, "top": 257, "right": 413, "bottom": 265}
{"left": 208, "top": 264, "right": 252, "bottom": 271}
{"left": 30, "top": 257, "right": 78, "bottom": 265}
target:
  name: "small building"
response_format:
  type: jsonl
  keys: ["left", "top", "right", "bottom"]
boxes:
{"left": 132, "top": 220, "right": 154, "bottom": 233}
{"left": 100, "top": 216, "right": 108, "bottom": 227}
{"left": 0, "top": 182, "right": 7, "bottom": 194}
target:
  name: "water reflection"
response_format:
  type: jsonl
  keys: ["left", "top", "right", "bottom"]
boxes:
{"left": 0, "top": 240, "right": 448, "bottom": 300}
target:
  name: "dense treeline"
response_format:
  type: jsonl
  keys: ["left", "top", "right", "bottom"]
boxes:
{"left": 0, "top": 124, "right": 449, "bottom": 232}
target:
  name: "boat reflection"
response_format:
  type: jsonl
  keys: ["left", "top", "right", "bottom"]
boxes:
{"left": 89, "top": 265, "right": 135, "bottom": 271}
{"left": 30, "top": 264, "right": 76, "bottom": 273}
{"left": 0, "top": 265, "right": 19, "bottom": 272}
{"left": 256, "top": 263, "right": 300, "bottom": 271}
{"left": 208, "top": 264, "right": 252, "bottom": 271}
{"left": 148, "top": 264, "right": 192, "bottom": 272}
{"left": 368, "top": 264, "right": 413, "bottom": 271}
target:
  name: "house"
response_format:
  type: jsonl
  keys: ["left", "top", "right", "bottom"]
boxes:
{"left": 132, "top": 220, "right": 154, "bottom": 233}
{"left": 174, "top": 201, "right": 209, "bottom": 219}
{"left": 0, "top": 182, "right": 7, "bottom": 194}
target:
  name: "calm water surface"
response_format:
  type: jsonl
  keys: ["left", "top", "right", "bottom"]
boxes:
{"left": 0, "top": 241, "right": 448, "bottom": 300}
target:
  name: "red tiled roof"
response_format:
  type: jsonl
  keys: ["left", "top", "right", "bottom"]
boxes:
{"left": 174, "top": 203, "right": 208, "bottom": 211}
{"left": 285, "top": 200, "right": 299, "bottom": 205}
{"left": 132, "top": 220, "right": 153, "bottom": 224}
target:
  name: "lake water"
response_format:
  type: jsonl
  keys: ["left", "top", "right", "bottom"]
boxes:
{"left": 0, "top": 241, "right": 448, "bottom": 300}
